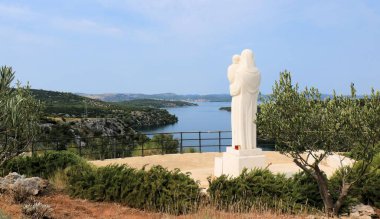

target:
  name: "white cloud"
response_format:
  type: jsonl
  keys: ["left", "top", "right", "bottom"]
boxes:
{"left": 0, "top": 3, "right": 38, "bottom": 21}
{"left": 97, "top": 0, "right": 271, "bottom": 38}
{"left": 0, "top": 2, "right": 125, "bottom": 40}
{"left": 95, "top": 0, "right": 318, "bottom": 47}
{"left": 97, "top": 0, "right": 380, "bottom": 43}
{"left": 0, "top": 26, "right": 57, "bottom": 46}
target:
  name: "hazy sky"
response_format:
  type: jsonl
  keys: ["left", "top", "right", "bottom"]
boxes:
{"left": 1, "top": 0, "right": 379, "bottom": 95}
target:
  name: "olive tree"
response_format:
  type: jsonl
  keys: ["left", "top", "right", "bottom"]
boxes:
{"left": 0, "top": 66, "right": 42, "bottom": 166}
{"left": 258, "top": 71, "right": 380, "bottom": 215}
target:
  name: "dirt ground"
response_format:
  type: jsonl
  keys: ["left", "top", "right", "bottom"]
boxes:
{"left": 0, "top": 192, "right": 162, "bottom": 219}
{"left": 0, "top": 192, "right": 308, "bottom": 219}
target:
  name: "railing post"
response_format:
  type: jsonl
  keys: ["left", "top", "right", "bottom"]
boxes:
{"left": 161, "top": 138, "right": 164, "bottom": 155}
{"left": 131, "top": 138, "right": 135, "bottom": 157}
{"left": 218, "top": 131, "right": 221, "bottom": 152}
{"left": 141, "top": 142, "right": 144, "bottom": 157}
{"left": 198, "top": 132, "right": 202, "bottom": 153}
{"left": 56, "top": 140, "right": 59, "bottom": 151}
{"left": 180, "top": 132, "right": 183, "bottom": 153}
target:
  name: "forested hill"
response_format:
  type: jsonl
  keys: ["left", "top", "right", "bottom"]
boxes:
{"left": 30, "top": 89, "right": 194, "bottom": 117}
{"left": 30, "top": 89, "right": 178, "bottom": 131}
{"left": 31, "top": 89, "right": 110, "bottom": 108}
{"left": 31, "top": 89, "right": 115, "bottom": 117}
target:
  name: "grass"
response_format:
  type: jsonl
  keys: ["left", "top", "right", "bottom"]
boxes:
{"left": 0, "top": 209, "right": 10, "bottom": 219}
{"left": 48, "top": 169, "right": 69, "bottom": 192}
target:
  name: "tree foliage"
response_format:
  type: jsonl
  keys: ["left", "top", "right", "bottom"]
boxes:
{"left": 0, "top": 66, "right": 42, "bottom": 166}
{"left": 258, "top": 71, "right": 380, "bottom": 215}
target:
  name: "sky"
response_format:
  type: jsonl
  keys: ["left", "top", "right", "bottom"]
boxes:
{"left": 0, "top": 0, "right": 379, "bottom": 95}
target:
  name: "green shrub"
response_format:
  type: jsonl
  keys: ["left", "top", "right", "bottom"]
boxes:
{"left": 139, "top": 134, "right": 179, "bottom": 156}
{"left": 66, "top": 164, "right": 201, "bottom": 215}
{"left": 208, "top": 168, "right": 325, "bottom": 213}
{"left": 329, "top": 152, "right": 380, "bottom": 210}
{"left": 22, "top": 202, "right": 53, "bottom": 219}
{"left": 208, "top": 168, "right": 301, "bottom": 212}
{"left": 329, "top": 167, "right": 361, "bottom": 214}
{"left": 290, "top": 171, "right": 323, "bottom": 208}
{"left": 359, "top": 153, "right": 380, "bottom": 208}
{"left": 0, "top": 151, "right": 85, "bottom": 179}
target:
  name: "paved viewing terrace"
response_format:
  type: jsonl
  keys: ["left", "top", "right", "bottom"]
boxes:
{"left": 91, "top": 151, "right": 351, "bottom": 189}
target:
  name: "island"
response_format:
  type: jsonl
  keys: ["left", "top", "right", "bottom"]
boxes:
{"left": 219, "top": 107, "right": 231, "bottom": 112}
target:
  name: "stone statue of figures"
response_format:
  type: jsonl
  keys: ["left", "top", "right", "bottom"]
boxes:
{"left": 228, "top": 49, "right": 261, "bottom": 150}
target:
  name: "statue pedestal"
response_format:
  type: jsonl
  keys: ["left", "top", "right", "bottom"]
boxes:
{"left": 214, "top": 147, "right": 267, "bottom": 177}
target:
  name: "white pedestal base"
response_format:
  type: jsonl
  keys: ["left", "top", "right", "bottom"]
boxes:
{"left": 214, "top": 147, "right": 267, "bottom": 177}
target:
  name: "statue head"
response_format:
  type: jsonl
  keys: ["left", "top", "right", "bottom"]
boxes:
{"left": 232, "top": 55, "right": 240, "bottom": 64}
{"left": 239, "top": 49, "right": 257, "bottom": 73}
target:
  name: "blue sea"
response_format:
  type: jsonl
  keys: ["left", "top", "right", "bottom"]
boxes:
{"left": 142, "top": 102, "right": 232, "bottom": 152}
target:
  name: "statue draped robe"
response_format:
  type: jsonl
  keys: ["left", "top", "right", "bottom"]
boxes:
{"left": 229, "top": 50, "right": 261, "bottom": 150}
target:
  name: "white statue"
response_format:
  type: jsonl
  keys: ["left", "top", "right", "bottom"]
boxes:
{"left": 228, "top": 49, "right": 261, "bottom": 150}
{"left": 214, "top": 49, "right": 265, "bottom": 177}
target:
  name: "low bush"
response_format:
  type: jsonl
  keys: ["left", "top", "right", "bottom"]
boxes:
{"left": 66, "top": 164, "right": 201, "bottom": 215}
{"left": 208, "top": 168, "right": 323, "bottom": 213}
{"left": 290, "top": 171, "right": 323, "bottom": 209}
{"left": 22, "top": 202, "right": 53, "bottom": 219}
{"left": 360, "top": 166, "right": 380, "bottom": 208}
{"left": 135, "top": 134, "right": 179, "bottom": 156}
{"left": 0, "top": 151, "right": 85, "bottom": 179}
{"left": 10, "top": 184, "right": 31, "bottom": 204}
{"left": 330, "top": 152, "right": 380, "bottom": 211}
{"left": 358, "top": 152, "right": 380, "bottom": 208}
{"left": 208, "top": 168, "right": 294, "bottom": 212}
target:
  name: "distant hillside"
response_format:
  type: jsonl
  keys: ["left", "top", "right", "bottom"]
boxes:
{"left": 118, "top": 99, "right": 197, "bottom": 108}
{"left": 30, "top": 89, "right": 178, "bottom": 130}
{"left": 31, "top": 89, "right": 196, "bottom": 115}
{"left": 78, "top": 93, "right": 232, "bottom": 102}
{"left": 76, "top": 92, "right": 359, "bottom": 104}
{"left": 31, "top": 89, "right": 115, "bottom": 117}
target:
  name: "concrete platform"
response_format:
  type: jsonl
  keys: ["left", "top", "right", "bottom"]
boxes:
{"left": 90, "top": 152, "right": 350, "bottom": 189}
{"left": 214, "top": 147, "right": 267, "bottom": 177}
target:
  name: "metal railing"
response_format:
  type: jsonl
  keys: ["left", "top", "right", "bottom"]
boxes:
{"left": 26, "top": 131, "right": 275, "bottom": 160}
